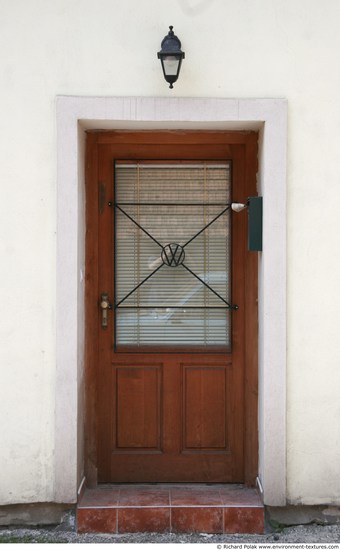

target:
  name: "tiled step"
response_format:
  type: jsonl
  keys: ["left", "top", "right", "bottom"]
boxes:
{"left": 77, "top": 484, "right": 264, "bottom": 534}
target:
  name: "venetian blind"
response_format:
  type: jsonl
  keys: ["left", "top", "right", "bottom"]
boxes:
{"left": 114, "top": 162, "right": 231, "bottom": 347}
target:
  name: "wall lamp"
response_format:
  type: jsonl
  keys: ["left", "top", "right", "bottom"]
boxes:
{"left": 158, "top": 26, "right": 185, "bottom": 89}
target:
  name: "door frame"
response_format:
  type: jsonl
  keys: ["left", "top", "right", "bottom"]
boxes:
{"left": 56, "top": 96, "right": 287, "bottom": 505}
{"left": 88, "top": 131, "right": 257, "bottom": 484}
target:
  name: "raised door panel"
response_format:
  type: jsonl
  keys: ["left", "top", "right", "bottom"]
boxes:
{"left": 182, "top": 364, "right": 231, "bottom": 452}
{"left": 114, "top": 364, "right": 163, "bottom": 451}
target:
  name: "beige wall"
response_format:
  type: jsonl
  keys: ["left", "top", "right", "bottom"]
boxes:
{"left": 0, "top": 0, "right": 340, "bottom": 506}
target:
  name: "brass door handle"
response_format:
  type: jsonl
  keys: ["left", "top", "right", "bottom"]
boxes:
{"left": 100, "top": 293, "right": 112, "bottom": 328}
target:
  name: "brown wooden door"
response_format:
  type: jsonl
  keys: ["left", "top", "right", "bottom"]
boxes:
{"left": 86, "top": 131, "right": 258, "bottom": 483}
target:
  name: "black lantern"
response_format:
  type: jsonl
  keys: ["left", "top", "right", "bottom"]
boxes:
{"left": 157, "top": 26, "right": 185, "bottom": 89}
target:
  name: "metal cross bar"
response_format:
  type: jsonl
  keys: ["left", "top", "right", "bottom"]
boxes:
{"left": 116, "top": 205, "right": 164, "bottom": 249}
{"left": 182, "top": 206, "right": 231, "bottom": 248}
{"left": 181, "top": 263, "right": 237, "bottom": 310}
{"left": 116, "top": 306, "right": 229, "bottom": 309}
{"left": 116, "top": 202, "right": 231, "bottom": 207}
{"left": 115, "top": 263, "right": 165, "bottom": 308}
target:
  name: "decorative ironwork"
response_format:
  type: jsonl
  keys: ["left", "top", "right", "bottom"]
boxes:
{"left": 115, "top": 201, "right": 238, "bottom": 311}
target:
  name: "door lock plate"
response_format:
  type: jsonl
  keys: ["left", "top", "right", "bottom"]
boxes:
{"left": 100, "top": 293, "right": 112, "bottom": 328}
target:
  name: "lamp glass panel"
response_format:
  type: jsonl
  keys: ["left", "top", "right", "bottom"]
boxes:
{"left": 163, "top": 56, "right": 180, "bottom": 76}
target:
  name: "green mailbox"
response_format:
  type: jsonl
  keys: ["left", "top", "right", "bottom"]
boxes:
{"left": 248, "top": 196, "right": 262, "bottom": 252}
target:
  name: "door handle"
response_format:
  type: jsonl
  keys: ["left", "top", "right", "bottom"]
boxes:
{"left": 100, "top": 293, "right": 112, "bottom": 328}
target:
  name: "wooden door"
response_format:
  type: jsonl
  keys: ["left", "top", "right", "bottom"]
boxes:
{"left": 86, "top": 131, "right": 258, "bottom": 483}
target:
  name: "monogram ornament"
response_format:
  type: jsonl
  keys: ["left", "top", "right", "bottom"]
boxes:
{"left": 161, "top": 243, "right": 185, "bottom": 267}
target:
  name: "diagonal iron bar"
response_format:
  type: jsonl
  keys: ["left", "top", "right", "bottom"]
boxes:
{"left": 181, "top": 263, "right": 238, "bottom": 309}
{"left": 116, "top": 263, "right": 165, "bottom": 307}
{"left": 116, "top": 205, "right": 164, "bottom": 249}
{"left": 182, "top": 205, "right": 231, "bottom": 248}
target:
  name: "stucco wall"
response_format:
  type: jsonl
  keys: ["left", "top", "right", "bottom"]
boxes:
{"left": 0, "top": 0, "right": 340, "bottom": 506}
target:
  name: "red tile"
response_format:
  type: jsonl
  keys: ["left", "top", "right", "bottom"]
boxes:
{"left": 219, "top": 487, "right": 262, "bottom": 506}
{"left": 171, "top": 507, "right": 223, "bottom": 533}
{"left": 77, "top": 485, "right": 265, "bottom": 534}
{"left": 118, "top": 507, "right": 170, "bottom": 533}
{"left": 224, "top": 507, "right": 264, "bottom": 534}
{"left": 171, "top": 487, "right": 222, "bottom": 506}
{"left": 77, "top": 508, "right": 117, "bottom": 533}
{"left": 78, "top": 488, "right": 120, "bottom": 507}
{"left": 119, "top": 487, "right": 170, "bottom": 507}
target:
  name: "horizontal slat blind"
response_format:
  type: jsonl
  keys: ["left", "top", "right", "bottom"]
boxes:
{"left": 114, "top": 162, "right": 231, "bottom": 347}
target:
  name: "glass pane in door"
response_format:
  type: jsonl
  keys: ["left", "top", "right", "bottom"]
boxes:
{"left": 114, "top": 162, "right": 232, "bottom": 348}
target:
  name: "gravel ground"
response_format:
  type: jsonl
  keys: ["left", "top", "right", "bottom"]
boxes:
{"left": 1, "top": 513, "right": 340, "bottom": 544}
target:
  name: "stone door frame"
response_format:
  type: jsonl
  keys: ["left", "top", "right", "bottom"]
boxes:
{"left": 56, "top": 96, "right": 287, "bottom": 506}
